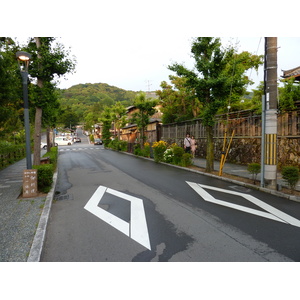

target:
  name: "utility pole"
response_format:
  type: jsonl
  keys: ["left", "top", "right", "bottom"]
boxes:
{"left": 263, "top": 37, "right": 278, "bottom": 189}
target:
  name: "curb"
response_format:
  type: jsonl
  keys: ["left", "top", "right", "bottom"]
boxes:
{"left": 119, "top": 150, "right": 300, "bottom": 203}
{"left": 27, "top": 170, "right": 58, "bottom": 262}
{"left": 26, "top": 149, "right": 300, "bottom": 262}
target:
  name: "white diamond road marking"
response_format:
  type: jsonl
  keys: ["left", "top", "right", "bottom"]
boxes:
{"left": 186, "top": 181, "right": 300, "bottom": 227}
{"left": 84, "top": 185, "right": 151, "bottom": 250}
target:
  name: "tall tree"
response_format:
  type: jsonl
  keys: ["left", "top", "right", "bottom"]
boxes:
{"left": 99, "top": 107, "right": 113, "bottom": 147}
{"left": 157, "top": 76, "right": 201, "bottom": 123}
{"left": 25, "top": 37, "right": 76, "bottom": 163}
{"left": 111, "top": 101, "right": 127, "bottom": 139}
{"left": 169, "top": 37, "right": 262, "bottom": 172}
{"left": 0, "top": 38, "right": 24, "bottom": 139}
{"left": 131, "top": 92, "right": 158, "bottom": 147}
{"left": 278, "top": 78, "right": 300, "bottom": 112}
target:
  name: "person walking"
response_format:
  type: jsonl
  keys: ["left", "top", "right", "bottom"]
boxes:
{"left": 190, "top": 135, "right": 197, "bottom": 158}
{"left": 184, "top": 133, "right": 192, "bottom": 153}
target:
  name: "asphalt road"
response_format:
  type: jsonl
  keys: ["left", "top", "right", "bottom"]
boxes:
{"left": 41, "top": 129, "right": 300, "bottom": 262}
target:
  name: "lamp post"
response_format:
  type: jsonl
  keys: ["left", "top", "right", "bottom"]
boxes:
{"left": 16, "top": 51, "right": 32, "bottom": 170}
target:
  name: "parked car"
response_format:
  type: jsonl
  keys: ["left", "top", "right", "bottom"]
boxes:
{"left": 54, "top": 137, "right": 73, "bottom": 146}
{"left": 41, "top": 142, "right": 47, "bottom": 149}
{"left": 94, "top": 138, "right": 103, "bottom": 145}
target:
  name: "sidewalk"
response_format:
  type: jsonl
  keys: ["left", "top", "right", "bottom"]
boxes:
{"left": 192, "top": 157, "right": 300, "bottom": 193}
{"left": 0, "top": 155, "right": 299, "bottom": 262}
{"left": 0, "top": 158, "right": 48, "bottom": 261}
{"left": 0, "top": 149, "right": 58, "bottom": 262}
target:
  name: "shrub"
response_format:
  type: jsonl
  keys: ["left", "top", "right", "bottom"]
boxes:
{"left": 33, "top": 164, "right": 54, "bottom": 193}
{"left": 282, "top": 166, "right": 300, "bottom": 191}
{"left": 134, "top": 143, "right": 143, "bottom": 156}
{"left": 181, "top": 153, "right": 192, "bottom": 167}
{"left": 143, "top": 142, "right": 151, "bottom": 158}
{"left": 0, "top": 142, "right": 26, "bottom": 169}
{"left": 163, "top": 148, "right": 174, "bottom": 163}
{"left": 172, "top": 144, "right": 184, "bottom": 165}
{"left": 109, "top": 139, "right": 128, "bottom": 151}
{"left": 44, "top": 147, "right": 58, "bottom": 170}
{"left": 33, "top": 146, "right": 58, "bottom": 193}
{"left": 247, "top": 163, "right": 261, "bottom": 184}
{"left": 152, "top": 140, "right": 168, "bottom": 162}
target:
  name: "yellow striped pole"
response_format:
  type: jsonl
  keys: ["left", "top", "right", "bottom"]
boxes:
{"left": 265, "top": 133, "right": 277, "bottom": 165}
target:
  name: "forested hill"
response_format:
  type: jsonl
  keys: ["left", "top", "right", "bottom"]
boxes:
{"left": 58, "top": 82, "right": 139, "bottom": 109}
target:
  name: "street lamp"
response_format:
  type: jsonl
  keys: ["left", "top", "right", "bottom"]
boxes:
{"left": 16, "top": 51, "right": 32, "bottom": 169}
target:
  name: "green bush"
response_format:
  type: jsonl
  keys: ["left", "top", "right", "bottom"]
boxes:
{"left": 133, "top": 143, "right": 142, "bottom": 156}
{"left": 109, "top": 139, "right": 128, "bottom": 151}
{"left": 143, "top": 143, "right": 151, "bottom": 158}
{"left": 282, "top": 166, "right": 300, "bottom": 191}
{"left": 33, "top": 146, "right": 58, "bottom": 193}
{"left": 163, "top": 148, "right": 174, "bottom": 163}
{"left": 172, "top": 145, "right": 184, "bottom": 165}
{"left": 43, "top": 147, "right": 58, "bottom": 170}
{"left": 152, "top": 140, "right": 168, "bottom": 162}
{"left": 181, "top": 153, "right": 192, "bottom": 167}
{"left": 33, "top": 164, "right": 54, "bottom": 193}
{"left": 247, "top": 163, "right": 261, "bottom": 184}
{"left": 0, "top": 142, "right": 26, "bottom": 169}
{"left": 134, "top": 143, "right": 151, "bottom": 157}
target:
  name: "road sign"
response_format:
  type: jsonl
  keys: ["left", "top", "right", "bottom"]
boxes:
{"left": 23, "top": 169, "right": 38, "bottom": 198}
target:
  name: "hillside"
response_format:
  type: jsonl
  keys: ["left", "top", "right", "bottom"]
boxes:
{"left": 57, "top": 82, "right": 140, "bottom": 119}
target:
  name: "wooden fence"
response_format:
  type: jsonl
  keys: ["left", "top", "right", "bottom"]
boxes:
{"left": 161, "top": 110, "right": 300, "bottom": 166}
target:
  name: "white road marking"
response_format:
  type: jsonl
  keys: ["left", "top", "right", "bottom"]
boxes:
{"left": 84, "top": 186, "right": 129, "bottom": 235}
{"left": 84, "top": 186, "right": 151, "bottom": 250}
{"left": 186, "top": 181, "right": 300, "bottom": 227}
{"left": 59, "top": 147, "right": 104, "bottom": 152}
{"left": 0, "top": 185, "right": 10, "bottom": 188}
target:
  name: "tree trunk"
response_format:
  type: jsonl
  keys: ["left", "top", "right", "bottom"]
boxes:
{"left": 33, "top": 37, "right": 43, "bottom": 166}
{"left": 46, "top": 126, "right": 51, "bottom": 152}
{"left": 205, "top": 125, "right": 214, "bottom": 172}
{"left": 33, "top": 106, "right": 42, "bottom": 165}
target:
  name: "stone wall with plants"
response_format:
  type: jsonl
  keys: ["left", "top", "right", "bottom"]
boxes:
{"left": 162, "top": 135, "right": 300, "bottom": 169}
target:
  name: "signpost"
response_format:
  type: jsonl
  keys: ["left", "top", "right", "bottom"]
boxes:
{"left": 23, "top": 169, "right": 38, "bottom": 198}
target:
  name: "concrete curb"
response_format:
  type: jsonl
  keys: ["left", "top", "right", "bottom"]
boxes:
{"left": 26, "top": 149, "right": 300, "bottom": 262}
{"left": 27, "top": 170, "right": 58, "bottom": 262}
{"left": 118, "top": 150, "right": 300, "bottom": 203}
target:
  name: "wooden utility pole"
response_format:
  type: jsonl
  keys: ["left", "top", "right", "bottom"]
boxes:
{"left": 263, "top": 37, "right": 278, "bottom": 189}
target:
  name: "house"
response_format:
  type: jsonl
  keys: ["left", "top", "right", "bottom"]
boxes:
{"left": 120, "top": 104, "right": 163, "bottom": 143}
{"left": 281, "top": 66, "right": 300, "bottom": 81}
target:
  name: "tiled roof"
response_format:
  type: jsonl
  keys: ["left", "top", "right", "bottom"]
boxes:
{"left": 281, "top": 66, "right": 300, "bottom": 80}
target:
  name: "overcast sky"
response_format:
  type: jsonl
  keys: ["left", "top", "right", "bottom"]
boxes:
{"left": 4, "top": 1, "right": 299, "bottom": 94}
{"left": 57, "top": 36, "right": 300, "bottom": 92}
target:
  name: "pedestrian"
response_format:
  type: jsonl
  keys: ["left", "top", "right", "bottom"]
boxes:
{"left": 184, "top": 133, "right": 192, "bottom": 153}
{"left": 191, "top": 135, "right": 197, "bottom": 158}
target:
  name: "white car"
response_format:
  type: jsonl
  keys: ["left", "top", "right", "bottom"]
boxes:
{"left": 54, "top": 137, "right": 73, "bottom": 146}
{"left": 41, "top": 142, "right": 47, "bottom": 149}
